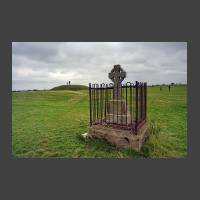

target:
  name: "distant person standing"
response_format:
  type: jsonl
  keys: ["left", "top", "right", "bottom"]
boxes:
{"left": 69, "top": 81, "right": 71, "bottom": 85}
{"left": 168, "top": 85, "right": 171, "bottom": 91}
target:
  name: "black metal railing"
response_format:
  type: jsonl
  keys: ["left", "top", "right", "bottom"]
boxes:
{"left": 89, "top": 81, "right": 147, "bottom": 134}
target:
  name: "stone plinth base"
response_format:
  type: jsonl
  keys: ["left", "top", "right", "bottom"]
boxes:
{"left": 88, "top": 122, "right": 149, "bottom": 151}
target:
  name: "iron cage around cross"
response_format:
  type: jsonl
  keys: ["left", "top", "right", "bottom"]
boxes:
{"left": 89, "top": 81, "right": 147, "bottom": 134}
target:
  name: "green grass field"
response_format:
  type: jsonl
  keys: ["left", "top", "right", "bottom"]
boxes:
{"left": 12, "top": 86, "right": 187, "bottom": 158}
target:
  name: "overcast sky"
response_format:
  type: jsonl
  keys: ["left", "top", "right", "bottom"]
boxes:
{"left": 12, "top": 42, "right": 187, "bottom": 90}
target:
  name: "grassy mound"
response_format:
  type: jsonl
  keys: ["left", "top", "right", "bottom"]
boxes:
{"left": 51, "top": 84, "right": 88, "bottom": 91}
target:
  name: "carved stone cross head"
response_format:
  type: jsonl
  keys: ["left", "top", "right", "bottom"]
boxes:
{"left": 109, "top": 65, "right": 126, "bottom": 100}
{"left": 109, "top": 65, "right": 126, "bottom": 85}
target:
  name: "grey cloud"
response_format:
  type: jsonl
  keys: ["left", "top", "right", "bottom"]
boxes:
{"left": 12, "top": 42, "right": 60, "bottom": 61}
{"left": 12, "top": 42, "right": 187, "bottom": 90}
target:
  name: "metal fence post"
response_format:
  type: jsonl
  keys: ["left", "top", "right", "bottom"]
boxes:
{"left": 135, "top": 81, "right": 138, "bottom": 133}
{"left": 140, "top": 82, "right": 143, "bottom": 120}
{"left": 93, "top": 84, "right": 96, "bottom": 122}
{"left": 125, "top": 83, "right": 128, "bottom": 126}
{"left": 130, "top": 82, "right": 132, "bottom": 125}
{"left": 145, "top": 82, "right": 147, "bottom": 121}
{"left": 89, "top": 83, "right": 92, "bottom": 126}
{"left": 100, "top": 84, "right": 103, "bottom": 124}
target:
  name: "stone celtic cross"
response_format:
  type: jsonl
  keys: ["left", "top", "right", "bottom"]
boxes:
{"left": 109, "top": 65, "right": 126, "bottom": 99}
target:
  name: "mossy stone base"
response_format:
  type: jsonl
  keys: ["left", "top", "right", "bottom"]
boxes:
{"left": 88, "top": 122, "right": 149, "bottom": 151}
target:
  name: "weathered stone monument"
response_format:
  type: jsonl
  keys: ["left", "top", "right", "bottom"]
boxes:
{"left": 86, "top": 65, "right": 149, "bottom": 151}
{"left": 106, "top": 65, "right": 131, "bottom": 125}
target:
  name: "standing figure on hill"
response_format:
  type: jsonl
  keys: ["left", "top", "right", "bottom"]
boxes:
{"left": 168, "top": 85, "right": 171, "bottom": 91}
{"left": 69, "top": 81, "right": 71, "bottom": 85}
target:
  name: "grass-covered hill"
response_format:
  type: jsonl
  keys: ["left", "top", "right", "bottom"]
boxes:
{"left": 12, "top": 86, "right": 187, "bottom": 158}
{"left": 51, "top": 84, "right": 88, "bottom": 91}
